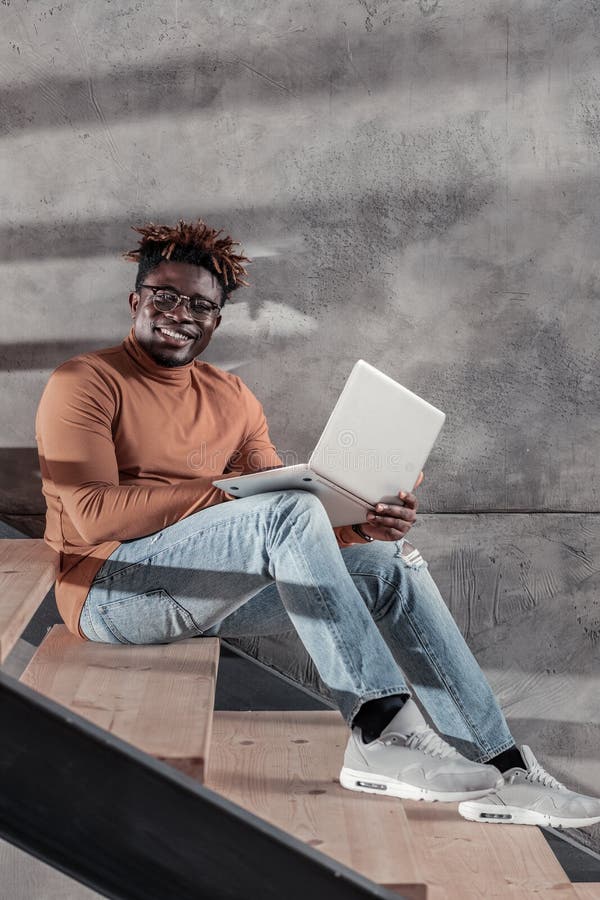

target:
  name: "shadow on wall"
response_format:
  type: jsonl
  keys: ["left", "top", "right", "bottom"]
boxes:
{"left": 0, "top": 340, "right": 116, "bottom": 372}
{"left": 1, "top": 3, "right": 595, "bottom": 138}
{"left": 0, "top": 158, "right": 499, "bottom": 263}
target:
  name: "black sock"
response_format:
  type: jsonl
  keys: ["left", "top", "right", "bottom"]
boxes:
{"left": 486, "top": 746, "right": 526, "bottom": 773}
{"left": 352, "top": 694, "right": 410, "bottom": 744}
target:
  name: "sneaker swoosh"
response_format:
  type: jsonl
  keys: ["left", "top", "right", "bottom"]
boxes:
{"left": 530, "top": 794, "right": 562, "bottom": 812}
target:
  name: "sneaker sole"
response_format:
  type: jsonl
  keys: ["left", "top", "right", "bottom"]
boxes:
{"left": 340, "top": 767, "right": 500, "bottom": 803}
{"left": 458, "top": 801, "right": 600, "bottom": 828}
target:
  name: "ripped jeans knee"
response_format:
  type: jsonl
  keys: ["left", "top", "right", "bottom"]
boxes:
{"left": 395, "top": 540, "right": 427, "bottom": 570}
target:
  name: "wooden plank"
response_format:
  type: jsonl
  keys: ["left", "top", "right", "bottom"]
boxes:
{"left": 573, "top": 886, "right": 600, "bottom": 899}
{"left": 20, "top": 625, "right": 219, "bottom": 782}
{"left": 395, "top": 887, "right": 577, "bottom": 900}
{"left": 0, "top": 539, "right": 58, "bottom": 663}
{"left": 208, "top": 711, "right": 586, "bottom": 899}
{"left": 487, "top": 889, "right": 577, "bottom": 899}
{"left": 207, "top": 710, "right": 425, "bottom": 893}
{"left": 402, "top": 800, "right": 571, "bottom": 898}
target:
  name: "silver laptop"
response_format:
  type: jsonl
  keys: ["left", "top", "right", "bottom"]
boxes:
{"left": 213, "top": 360, "right": 445, "bottom": 527}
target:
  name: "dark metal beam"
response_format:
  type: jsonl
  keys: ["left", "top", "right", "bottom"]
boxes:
{"left": 0, "top": 672, "right": 406, "bottom": 900}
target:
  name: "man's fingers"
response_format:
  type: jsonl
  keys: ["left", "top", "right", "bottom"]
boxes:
{"left": 368, "top": 505, "right": 417, "bottom": 524}
{"left": 360, "top": 492, "right": 420, "bottom": 541}
{"left": 413, "top": 471, "right": 424, "bottom": 489}
{"left": 398, "top": 491, "right": 418, "bottom": 510}
{"left": 367, "top": 515, "right": 415, "bottom": 531}
{"left": 367, "top": 520, "right": 413, "bottom": 535}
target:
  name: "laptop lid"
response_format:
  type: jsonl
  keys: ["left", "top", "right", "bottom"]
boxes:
{"left": 308, "top": 359, "right": 445, "bottom": 503}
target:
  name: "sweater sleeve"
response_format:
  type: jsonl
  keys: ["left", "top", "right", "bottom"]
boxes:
{"left": 227, "top": 379, "right": 284, "bottom": 474}
{"left": 36, "top": 360, "right": 225, "bottom": 545}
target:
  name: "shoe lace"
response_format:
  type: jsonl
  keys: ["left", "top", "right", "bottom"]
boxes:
{"left": 524, "top": 759, "right": 565, "bottom": 790}
{"left": 385, "top": 726, "right": 458, "bottom": 759}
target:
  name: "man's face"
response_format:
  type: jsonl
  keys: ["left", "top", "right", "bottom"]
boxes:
{"left": 129, "top": 260, "right": 222, "bottom": 367}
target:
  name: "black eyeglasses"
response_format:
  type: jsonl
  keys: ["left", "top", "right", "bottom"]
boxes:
{"left": 139, "top": 284, "right": 222, "bottom": 320}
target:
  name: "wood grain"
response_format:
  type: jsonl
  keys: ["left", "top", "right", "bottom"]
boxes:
{"left": 402, "top": 800, "right": 569, "bottom": 898}
{"left": 208, "top": 710, "right": 423, "bottom": 888}
{"left": 20, "top": 625, "right": 219, "bottom": 782}
{"left": 208, "top": 710, "right": 586, "bottom": 899}
{"left": 0, "top": 539, "right": 58, "bottom": 663}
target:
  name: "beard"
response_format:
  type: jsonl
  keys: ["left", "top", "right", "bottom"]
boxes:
{"left": 151, "top": 351, "right": 191, "bottom": 367}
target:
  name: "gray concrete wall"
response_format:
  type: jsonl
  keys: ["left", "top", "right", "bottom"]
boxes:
{"left": 1, "top": 0, "right": 598, "bottom": 843}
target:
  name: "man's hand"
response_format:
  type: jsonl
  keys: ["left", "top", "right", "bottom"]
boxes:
{"left": 357, "top": 472, "right": 423, "bottom": 543}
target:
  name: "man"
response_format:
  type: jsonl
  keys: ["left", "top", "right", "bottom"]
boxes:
{"left": 36, "top": 219, "right": 600, "bottom": 828}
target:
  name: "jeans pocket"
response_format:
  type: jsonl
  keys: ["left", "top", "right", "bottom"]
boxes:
{"left": 98, "top": 589, "right": 203, "bottom": 644}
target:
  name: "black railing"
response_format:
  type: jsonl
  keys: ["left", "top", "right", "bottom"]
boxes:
{"left": 0, "top": 672, "right": 407, "bottom": 900}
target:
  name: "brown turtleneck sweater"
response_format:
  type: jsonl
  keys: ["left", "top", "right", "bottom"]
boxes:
{"left": 35, "top": 331, "right": 360, "bottom": 637}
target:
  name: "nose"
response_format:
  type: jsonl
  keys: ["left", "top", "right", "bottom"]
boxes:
{"left": 165, "top": 298, "right": 194, "bottom": 323}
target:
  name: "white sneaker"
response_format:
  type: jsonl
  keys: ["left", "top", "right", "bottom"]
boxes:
{"left": 339, "top": 699, "right": 503, "bottom": 803}
{"left": 458, "top": 745, "right": 600, "bottom": 828}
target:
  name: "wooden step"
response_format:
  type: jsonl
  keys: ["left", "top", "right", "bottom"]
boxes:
{"left": 20, "top": 625, "right": 219, "bottom": 782}
{"left": 207, "top": 710, "right": 426, "bottom": 897}
{"left": 573, "top": 887, "right": 600, "bottom": 899}
{"left": 400, "top": 797, "right": 572, "bottom": 899}
{"left": 207, "top": 711, "right": 582, "bottom": 899}
{"left": 0, "top": 539, "right": 58, "bottom": 663}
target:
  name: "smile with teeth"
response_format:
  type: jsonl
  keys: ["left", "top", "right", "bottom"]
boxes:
{"left": 155, "top": 326, "right": 195, "bottom": 343}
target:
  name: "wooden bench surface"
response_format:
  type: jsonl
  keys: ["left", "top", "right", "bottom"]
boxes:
{"left": 207, "top": 710, "right": 426, "bottom": 897}
{"left": 207, "top": 710, "right": 592, "bottom": 900}
{"left": 573, "top": 887, "right": 600, "bottom": 899}
{"left": 20, "top": 625, "right": 220, "bottom": 783}
{"left": 0, "top": 539, "right": 58, "bottom": 664}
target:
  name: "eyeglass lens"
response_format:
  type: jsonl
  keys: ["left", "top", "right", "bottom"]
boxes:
{"left": 152, "top": 290, "right": 220, "bottom": 320}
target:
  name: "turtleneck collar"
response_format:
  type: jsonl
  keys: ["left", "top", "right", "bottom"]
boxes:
{"left": 123, "top": 329, "right": 196, "bottom": 385}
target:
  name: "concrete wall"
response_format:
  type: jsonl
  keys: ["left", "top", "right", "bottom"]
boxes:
{"left": 1, "top": 0, "right": 598, "bottom": 842}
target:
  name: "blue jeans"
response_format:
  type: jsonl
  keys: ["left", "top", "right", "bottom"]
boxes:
{"left": 80, "top": 490, "right": 514, "bottom": 762}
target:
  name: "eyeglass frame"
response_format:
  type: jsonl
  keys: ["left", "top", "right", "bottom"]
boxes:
{"left": 138, "top": 283, "right": 223, "bottom": 320}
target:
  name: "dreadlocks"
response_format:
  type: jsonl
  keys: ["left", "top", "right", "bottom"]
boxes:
{"left": 124, "top": 219, "right": 250, "bottom": 302}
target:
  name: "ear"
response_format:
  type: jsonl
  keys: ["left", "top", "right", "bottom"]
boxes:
{"left": 213, "top": 315, "right": 222, "bottom": 332}
{"left": 129, "top": 291, "right": 139, "bottom": 316}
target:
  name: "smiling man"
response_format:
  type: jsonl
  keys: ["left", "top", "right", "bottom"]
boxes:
{"left": 131, "top": 262, "right": 222, "bottom": 365}
{"left": 36, "top": 219, "right": 600, "bottom": 829}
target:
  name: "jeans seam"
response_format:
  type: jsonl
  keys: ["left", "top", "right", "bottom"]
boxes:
{"left": 345, "top": 572, "right": 404, "bottom": 622}
{"left": 475, "top": 738, "right": 516, "bottom": 764}
{"left": 399, "top": 594, "right": 495, "bottom": 756}
{"left": 284, "top": 517, "right": 407, "bottom": 704}
{"left": 98, "top": 613, "right": 129, "bottom": 644}
{"left": 357, "top": 567, "right": 494, "bottom": 754}
{"left": 347, "top": 687, "right": 410, "bottom": 726}
{"left": 284, "top": 518, "right": 367, "bottom": 691}
{"left": 349, "top": 568, "right": 509, "bottom": 757}
{"left": 80, "top": 601, "right": 102, "bottom": 641}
